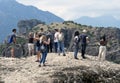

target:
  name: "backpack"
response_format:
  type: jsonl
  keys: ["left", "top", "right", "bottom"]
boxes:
{"left": 7, "top": 33, "right": 16, "bottom": 44}
{"left": 7, "top": 35, "right": 13, "bottom": 44}
{"left": 40, "top": 42, "right": 46, "bottom": 52}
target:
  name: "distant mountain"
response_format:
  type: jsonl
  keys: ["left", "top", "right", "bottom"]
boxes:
{"left": 74, "top": 15, "right": 120, "bottom": 28}
{"left": 0, "top": 0, "right": 64, "bottom": 43}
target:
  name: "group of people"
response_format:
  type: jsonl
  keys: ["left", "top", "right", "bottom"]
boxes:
{"left": 27, "top": 28, "right": 66, "bottom": 67}
{"left": 8, "top": 28, "right": 107, "bottom": 67}
{"left": 73, "top": 29, "right": 107, "bottom": 61}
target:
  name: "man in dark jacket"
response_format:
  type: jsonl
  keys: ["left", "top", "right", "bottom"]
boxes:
{"left": 80, "top": 29, "right": 89, "bottom": 59}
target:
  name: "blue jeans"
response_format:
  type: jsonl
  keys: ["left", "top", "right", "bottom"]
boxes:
{"left": 58, "top": 41, "right": 65, "bottom": 54}
{"left": 40, "top": 51, "right": 47, "bottom": 64}
{"left": 54, "top": 42, "right": 58, "bottom": 53}
{"left": 74, "top": 46, "right": 79, "bottom": 58}
{"left": 81, "top": 44, "right": 87, "bottom": 58}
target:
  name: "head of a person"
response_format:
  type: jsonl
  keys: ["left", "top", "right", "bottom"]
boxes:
{"left": 40, "top": 28, "right": 44, "bottom": 32}
{"left": 29, "top": 32, "right": 33, "bottom": 37}
{"left": 82, "top": 29, "right": 87, "bottom": 33}
{"left": 59, "top": 29, "right": 62, "bottom": 33}
{"left": 102, "top": 35, "right": 106, "bottom": 41}
{"left": 38, "top": 33, "right": 42, "bottom": 38}
{"left": 55, "top": 29, "right": 58, "bottom": 32}
{"left": 74, "top": 31, "right": 79, "bottom": 37}
{"left": 12, "top": 29, "right": 17, "bottom": 33}
{"left": 100, "top": 34, "right": 106, "bottom": 41}
{"left": 42, "top": 35, "right": 47, "bottom": 41}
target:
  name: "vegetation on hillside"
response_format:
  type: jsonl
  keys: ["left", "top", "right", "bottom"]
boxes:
{"left": 0, "top": 20, "right": 120, "bottom": 63}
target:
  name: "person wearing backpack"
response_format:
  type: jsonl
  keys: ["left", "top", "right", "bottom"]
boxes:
{"left": 80, "top": 29, "right": 89, "bottom": 59}
{"left": 9, "top": 29, "right": 17, "bottom": 58}
{"left": 58, "top": 29, "right": 66, "bottom": 56}
{"left": 98, "top": 35, "right": 107, "bottom": 61}
{"left": 73, "top": 31, "right": 80, "bottom": 59}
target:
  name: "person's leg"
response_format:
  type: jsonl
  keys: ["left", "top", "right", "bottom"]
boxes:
{"left": 61, "top": 42, "right": 66, "bottom": 56}
{"left": 36, "top": 47, "right": 41, "bottom": 62}
{"left": 54, "top": 42, "right": 57, "bottom": 53}
{"left": 11, "top": 47, "right": 14, "bottom": 58}
{"left": 82, "top": 44, "right": 86, "bottom": 58}
{"left": 74, "top": 47, "right": 79, "bottom": 59}
{"left": 31, "top": 44, "right": 34, "bottom": 56}
{"left": 50, "top": 42, "right": 53, "bottom": 52}
{"left": 57, "top": 42, "right": 60, "bottom": 55}
{"left": 39, "top": 52, "right": 44, "bottom": 67}
{"left": 81, "top": 44, "right": 84, "bottom": 58}
{"left": 101, "top": 46, "right": 106, "bottom": 61}
{"left": 98, "top": 46, "right": 103, "bottom": 61}
{"left": 28, "top": 43, "right": 31, "bottom": 56}
{"left": 43, "top": 51, "right": 47, "bottom": 66}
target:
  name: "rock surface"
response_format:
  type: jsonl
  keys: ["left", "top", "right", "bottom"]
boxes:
{"left": 0, "top": 52, "right": 120, "bottom": 83}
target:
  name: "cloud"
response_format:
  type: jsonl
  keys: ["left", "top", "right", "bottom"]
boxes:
{"left": 17, "top": 0, "right": 120, "bottom": 20}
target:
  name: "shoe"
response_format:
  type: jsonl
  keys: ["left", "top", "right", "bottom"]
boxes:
{"left": 83, "top": 57, "right": 86, "bottom": 59}
{"left": 58, "top": 53, "right": 60, "bottom": 56}
{"left": 63, "top": 54, "right": 66, "bottom": 56}
{"left": 43, "top": 64, "right": 46, "bottom": 66}
{"left": 38, "top": 64, "right": 41, "bottom": 67}
{"left": 74, "top": 57, "right": 79, "bottom": 60}
{"left": 35, "top": 60, "right": 39, "bottom": 62}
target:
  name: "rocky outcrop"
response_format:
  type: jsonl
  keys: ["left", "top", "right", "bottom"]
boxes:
{"left": 1, "top": 21, "right": 120, "bottom": 63}
{"left": 30, "top": 22, "right": 120, "bottom": 63}
{"left": 0, "top": 53, "right": 120, "bottom": 83}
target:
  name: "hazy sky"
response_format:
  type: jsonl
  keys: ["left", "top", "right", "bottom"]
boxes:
{"left": 17, "top": 0, "right": 120, "bottom": 20}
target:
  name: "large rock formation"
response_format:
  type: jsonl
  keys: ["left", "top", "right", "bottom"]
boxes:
{"left": 1, "top": 21, "right": 120, "bottom": 64}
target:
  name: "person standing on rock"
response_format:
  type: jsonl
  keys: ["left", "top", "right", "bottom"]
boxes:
{"left": 46, "top": 30, "right": 54, "bottom": 53}
{"left": 9, "top": 29, "right": 17, "bottom": 58}
{"left": 39, "top": 35, "right": 50, "bottom": 67}
{"left": 73, "top": 31, "right": 80, "bottom": 59}
{"left": 34, "top": 32, "right": 42, "bottom": 62}
{"left": 54, "top": 29, "right": 59, "bottom": 53}
{"left": 28, "top": 32, "right": 34, "bottom": 56}
{"left": 58, "top": 29, "right": 66, "bottom": 56}
{"left": 80, "top": 29, "right": 89, "bottom": 59}
{"left": 98, "top": 35, "right": 107, "bottom": 61}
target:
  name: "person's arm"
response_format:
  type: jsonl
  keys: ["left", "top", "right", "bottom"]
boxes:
{"left": 86, "top": 36, "right": 89, "bottom": 43}
{"left": 13, "top": 35, "right": 16, "bottom": 44}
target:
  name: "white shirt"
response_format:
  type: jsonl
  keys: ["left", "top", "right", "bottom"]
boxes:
{"left": 74, "top": 36, "right": 79, "bottom": 40}
{"left": 54, "top": 32, "right": 59, "bottom": 42}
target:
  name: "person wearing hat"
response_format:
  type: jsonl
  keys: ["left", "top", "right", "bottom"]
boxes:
{"left": 80, "top": 29, "right": 89, "bottom": 59}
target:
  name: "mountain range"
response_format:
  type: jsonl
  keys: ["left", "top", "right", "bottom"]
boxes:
{"left": 0, "top": 0, "right": 63, "bottom": 43}
{"left": 74, "top": 15, "right": 120, "bottom": 28}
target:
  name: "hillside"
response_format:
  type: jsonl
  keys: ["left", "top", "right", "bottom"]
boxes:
{"left": 1, "top": 21, "right": 120, "bottom": 63}
{"left": 30, "top": 21, "right": 120, "bottom": 63}
{"left": 0, "top": 0, "right": 63, "bottom": 43}
{"left": 0, "top": 52, "right": 120, "bottom": 83}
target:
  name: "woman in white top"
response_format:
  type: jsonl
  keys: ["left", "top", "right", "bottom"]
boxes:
{"left": 73, "top": 31, "right": 80, "bottom": 59}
